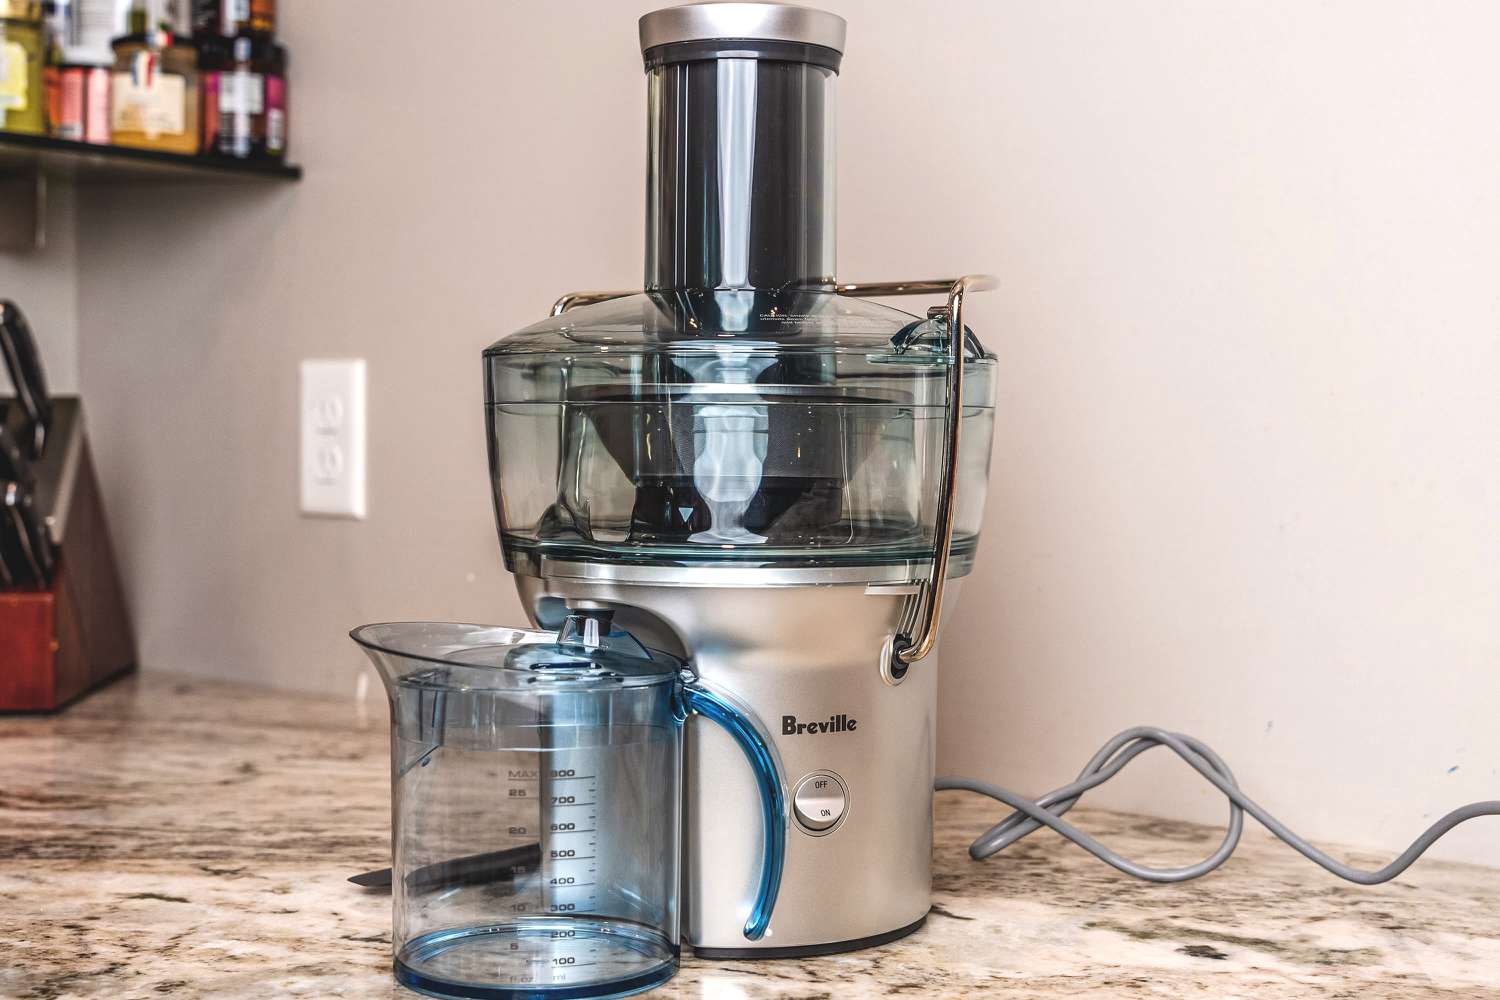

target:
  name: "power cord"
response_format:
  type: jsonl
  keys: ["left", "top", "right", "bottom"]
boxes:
{"left": 938, "top": 726, "right": 1500, "bottom": 883}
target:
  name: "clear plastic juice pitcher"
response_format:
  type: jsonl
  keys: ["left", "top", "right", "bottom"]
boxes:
{"left": 352, "top": 611, "right": 786, "bottom": 1000}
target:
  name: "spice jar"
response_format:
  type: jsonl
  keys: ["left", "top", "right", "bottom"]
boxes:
{"left": 0, "top": 0, "right": 46, "bottom": 135}
{"left": 49, "top": 59, "right": 109, "bottom": 141}
{"left": 110, "top": 24, "right": 198, "bottom": 153}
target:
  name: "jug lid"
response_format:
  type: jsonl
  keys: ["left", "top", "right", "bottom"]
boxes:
{"left": 351, "top": 619, "right": 682, "bottom": 691}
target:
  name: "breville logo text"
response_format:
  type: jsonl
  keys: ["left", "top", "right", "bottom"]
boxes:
{"left": 782, "top": 714, "right": 858, "bottom": 736}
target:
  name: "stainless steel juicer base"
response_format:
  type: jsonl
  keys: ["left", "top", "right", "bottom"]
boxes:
{"left": 515, "top": 561, "right": 963, "bottom": 954}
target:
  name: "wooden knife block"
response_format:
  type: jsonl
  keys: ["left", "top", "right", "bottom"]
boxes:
{"left": 0, "top": 400, "right": 135, "bottom": 711}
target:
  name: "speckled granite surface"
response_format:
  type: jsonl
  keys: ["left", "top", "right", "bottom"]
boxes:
{"left": 4, "top": 673, "right": 1500, "bottom": 999}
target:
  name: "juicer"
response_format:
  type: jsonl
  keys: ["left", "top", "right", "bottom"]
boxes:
{"left": 484, "top": 2, "right": 997, "bottom": 957}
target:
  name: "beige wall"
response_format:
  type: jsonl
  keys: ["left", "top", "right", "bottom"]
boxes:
{"left": 75, "top": 1, "right": 1500, "bottom": 866}
{"left": 1, "top": 182, "right": 79, "bottom": 393}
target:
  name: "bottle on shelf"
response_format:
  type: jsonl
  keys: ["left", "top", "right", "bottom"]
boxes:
{"left": 194, "top": 25, "right": 219, "bottom": 149}
{"left": 70, "top": 0, "right": 132, "bottom": 55}
{"left": 108, "top": 4, "right": 198, "bottom": 153}
{"left": 43, "top": 0, "right": 115, "bottom": 144}
{"left": 12, "top": 0, "right": 290, "bottom": 161}
{"left": 0, "top": 0, "right": 47, "bottom": 135}
{"left": 47, "top": 53, "right": 110, "bottom": 141}
{"left": 42, "top": 0, "right": 68, "bottom": 40}
{"left": 201, "top": 29, "right": 257, "bottom": 157}
{"left": 150, "top": 0, "right": 188, "bottom": 35}
{"left": 192, "top": 0, "right": 270, "bottom": 40}
{"left": 198, "top": 15, "right": 283, "bottom": 160}
{"left": 42, "top": 10, "right": 61, "bottom": 130}
{"left": 262, "top": 37, "right": 281, "bottom": 157}
{"left": 247, "top": 0, "right": 268, "bottom": 36}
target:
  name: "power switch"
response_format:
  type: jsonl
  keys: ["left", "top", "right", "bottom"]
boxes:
{"left": 792, "top": 771, "right": 847, "bottom": 835}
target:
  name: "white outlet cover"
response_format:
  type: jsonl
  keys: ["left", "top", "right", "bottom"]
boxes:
{"left": 300, "top": 359, "right": 367, "bottom": 519}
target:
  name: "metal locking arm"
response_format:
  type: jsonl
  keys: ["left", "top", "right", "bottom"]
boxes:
{"left": 551, "top": 290, "right": 633, "bottom": 316}
{"left": 885, "top": 275, "right": 997, "bottom": 677}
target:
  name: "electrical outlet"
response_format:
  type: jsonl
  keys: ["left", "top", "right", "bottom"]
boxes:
{"left": 300, "top": 359, "right": 366, "bottom": 519}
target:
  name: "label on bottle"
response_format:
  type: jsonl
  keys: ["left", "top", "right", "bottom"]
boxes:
{"left": 265, "top": 73, "right": 285, "bottom": 154}
{"left": 111, "top": 69, "right": 186, "bottom": 138}
{"left": 218, "top": 70, "right": 263, "bottom": 114}
{"left": 58, "top": 68, "right": 87, "bottom": 141}
{"left": 0, "top": 40, "right": 29, "bottom": 112}
{"left": 85, "top": 65, "right": 111, "bottom": 143}
{"left": 201, "top": 68, "right": 219, "bottom": 146}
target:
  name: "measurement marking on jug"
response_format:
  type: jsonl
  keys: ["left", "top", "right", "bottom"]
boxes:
{"left": 537, "top": 759, "right": 599, "bottom": 937}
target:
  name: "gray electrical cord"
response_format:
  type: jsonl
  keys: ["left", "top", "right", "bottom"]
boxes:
{"left": 938, "top": 725, "right": 1500, "bottom": 884}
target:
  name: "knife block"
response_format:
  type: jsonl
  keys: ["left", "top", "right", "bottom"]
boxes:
{"left": 0, "top": 399, "right": 135, "bottom": 711}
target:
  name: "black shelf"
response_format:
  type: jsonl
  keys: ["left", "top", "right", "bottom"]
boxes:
{"left": 0, "top": 130, "right": 301, "bottom": 182}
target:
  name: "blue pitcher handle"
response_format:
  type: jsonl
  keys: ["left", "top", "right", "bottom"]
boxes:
{"left": 675, "top": 679, "right": 786, "bottom": 941}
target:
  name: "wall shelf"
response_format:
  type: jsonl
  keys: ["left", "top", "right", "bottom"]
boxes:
{"left": 0, "top": 132, "right": 301, "bottom": 252}
{"left": 0, "top": 131, "right": 301, "bottom": 182}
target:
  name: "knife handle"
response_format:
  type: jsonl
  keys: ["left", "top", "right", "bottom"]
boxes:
{"left": 0, "top": 301, "right": 51, "bottom": 459}
{"left": 0, "top": 510, "right": 14, "bottom": 589}
{"left": 5, "top": 481, "right": 53, "bottom": 587}
{"left": 3, "top": 483, "right": 48, "bottom": 587}
{"left": 0, "top": 485, "right": 30, "bottom": 589}
{"left": 0, "top": 418, "right": 28, "bottom": 488}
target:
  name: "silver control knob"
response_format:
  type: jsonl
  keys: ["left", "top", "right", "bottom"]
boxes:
{"left": 792, "top": 771, "right": 847, "bottom": 834}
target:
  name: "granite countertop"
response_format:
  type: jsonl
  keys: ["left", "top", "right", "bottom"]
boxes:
{"left": 4, "top": 673, "right": 1499, "bottom": 999}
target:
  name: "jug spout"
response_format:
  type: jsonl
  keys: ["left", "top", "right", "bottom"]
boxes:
{"left": 353, "top": 643, "right": 404, "bottom": 697}
{"left": 350, "top": 623, "right": 439, "bottom": 696}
